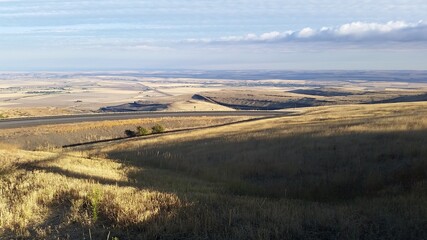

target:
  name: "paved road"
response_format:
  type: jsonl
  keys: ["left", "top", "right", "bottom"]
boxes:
{"left": 0, "top": 111, "right": 288, "bottom": 129}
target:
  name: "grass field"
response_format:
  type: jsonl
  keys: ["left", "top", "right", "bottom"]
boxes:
{"left": 191, "top": 88, "right": 427, "bottom": 110}
{"left": 0, "top": 116, "right": 251, "bottom": 150}
{"left": 1, "top": 102, "right": 427, "bottom": 239}
{"left": 0, "top": 107, "right": 83, "bottom": 118}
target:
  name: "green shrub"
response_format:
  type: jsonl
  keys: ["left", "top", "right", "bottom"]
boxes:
{"left": 151, "top": 124, "right": 165, "bottom": 134}
{"left": 88, "top": 187, "right": 103, "bottom": 222}
{"left": 136, "top": 126, "right": 150, "bottom": 136}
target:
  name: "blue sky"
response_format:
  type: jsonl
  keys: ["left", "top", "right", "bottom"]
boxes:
{"left": 0, "top": 0, "right": 426, "bottom": 71}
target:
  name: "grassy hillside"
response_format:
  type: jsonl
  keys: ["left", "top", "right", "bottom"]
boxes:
{"left": 0, "top": 146, "right": 187, "bottom": 239}
{"left": 109, "top": 103, "right": 427, "bottom": 200}
{"left": 0, "top": 116, "right": 250, "bottom": 150}
{"left": 1, "top": 102, "right": 427, "bottom": 239}
{"left": 195, "top": 89, "right": 427, "bottom": 110}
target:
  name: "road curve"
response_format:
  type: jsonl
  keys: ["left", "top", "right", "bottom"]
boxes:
{"left": 0, "top": 111, "right": 288, "bottom": 129}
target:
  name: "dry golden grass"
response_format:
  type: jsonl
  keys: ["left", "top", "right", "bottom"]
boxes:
{"left": 1, "top": 102, "right": 427, "bottom": 239}
{"left": 104, "top": 102, "right": 427, "bottom": 238}
{"left": 104, "top": 102, "right": 427, "bottom": 152}
{"left": 105, "top": 103, "right": 427, "bottom": 198}
{"left": 0, "top": 150, "right": 185, "bottom": 239}
{"left": 0, "top": 107, "right": 81, "bottom": 118}
{"left": 0, "top": 116, "right": 251, "bottom": 150}
{"left": 198, "top": 89, "right": 427, "bottom": 110}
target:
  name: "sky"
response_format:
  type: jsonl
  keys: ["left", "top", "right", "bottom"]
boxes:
{"left": 0, "top": 0, "right": 426, "bottom": 71}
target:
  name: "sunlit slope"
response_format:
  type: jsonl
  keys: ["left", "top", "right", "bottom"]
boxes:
{"left": 0, "top": 148, "right": 187, "bottom": 239}
{"left": 106, "top": 102, "right": 427, "bottom": 200}
{"left": 1, "top": 102, "right": 426, "bottom": 239}
{"left": 0, "top": 116, "right": 249, "bottom": 150}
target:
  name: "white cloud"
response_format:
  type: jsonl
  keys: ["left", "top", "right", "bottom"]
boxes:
{"left": 336, "top": 21, "right": 408, "bottom": 35}
{"left": 188, "top": 20, "right": 427, "bottom": 44}
{"left": 298, "top": 28, "right": 315, "bottom": 38}
{"left": 259, "top": 31, "right": 282, "bottom": 41}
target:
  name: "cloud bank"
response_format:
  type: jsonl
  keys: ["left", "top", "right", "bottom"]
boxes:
{"left": 187, "top": 21, "right": 427, "bottom": 44}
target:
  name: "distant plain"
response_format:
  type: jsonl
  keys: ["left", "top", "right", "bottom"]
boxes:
{"left": 1, "top": 71, "right": 427, "bottom": 239}
{"left": 1, "top": 71, "right": 427, "bottom": 117}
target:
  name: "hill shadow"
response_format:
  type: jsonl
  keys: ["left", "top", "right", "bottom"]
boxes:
{"left": 108, "top": 128, "right": 427, "bottom": 201}
{"left": 103, "top": 127, "right": 427, "bottom": 239}
{"left": 5, "top": 128, "right": 427, "bottom": 239}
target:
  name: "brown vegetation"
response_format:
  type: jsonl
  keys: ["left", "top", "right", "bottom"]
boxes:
{"left": 0, "top": 116, "right": 250, "bottom": 150}
{"left": 1, "top": 102, "right": 427, "bottom": 239}
{"left": 196, "top": 89, "right": 427, "bottom": 110}
{"left": 0, "top": 107, "right": 81, "bottom": 118}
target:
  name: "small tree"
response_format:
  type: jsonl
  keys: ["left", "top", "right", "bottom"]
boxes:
{"left": 136, "top": 126, "right": 150, "bottom": 136}
{"left": 151, "top": 124, "right": 165, "bottom": 134}
{"left": 125, "top": 129, "right": 136, "bottom": 137}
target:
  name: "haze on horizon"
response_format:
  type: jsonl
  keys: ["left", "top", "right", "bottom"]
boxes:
{"left": 0, "top": 0, "right": 426, "bottom": 71}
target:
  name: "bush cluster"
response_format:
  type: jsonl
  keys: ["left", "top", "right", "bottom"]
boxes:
{"left": 125, "top": 124, "right": 165, "bottom": 137}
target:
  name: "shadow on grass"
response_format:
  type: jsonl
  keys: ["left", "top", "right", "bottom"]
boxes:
{"left": 108, "top": 128, "right": 427, "bottom": 201}
{"left": 4, "top": 128, "right": 427, "bottom": 239}
{"left": 104, "top": 127, "right": 427, "bottom": 239}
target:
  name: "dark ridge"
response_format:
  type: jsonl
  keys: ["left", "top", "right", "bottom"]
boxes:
{"left": 100, "top": 102, "right": 168, "bottom": 112}
{"left": 370, "top": 93, "right": 427, "bottom": 104}
{"left": 290, "top": 89, "right": 356, "bottom": 97}
{"left": 194, "top": 94, "right": 325, "bottom": 110}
